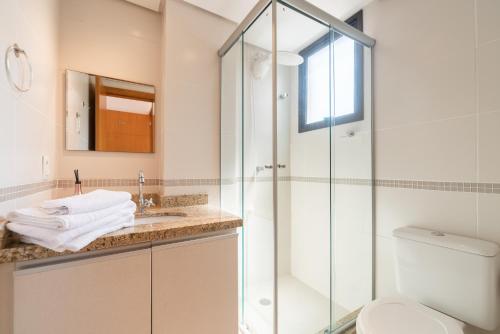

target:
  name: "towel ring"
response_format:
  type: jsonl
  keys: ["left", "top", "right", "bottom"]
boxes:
{"left": 4, "top": 43, "right": 32, "bottom": 92}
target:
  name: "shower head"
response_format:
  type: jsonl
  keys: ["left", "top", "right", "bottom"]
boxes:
{"left": 251, "top": 53, "right": 271, "bottom": 79}
{"left": 251, "top": 51, "right": 304, "bottom": 79}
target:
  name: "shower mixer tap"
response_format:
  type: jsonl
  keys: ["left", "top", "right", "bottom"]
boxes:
{"left": 256, "top": 164, "right": 286, "bottom": 171}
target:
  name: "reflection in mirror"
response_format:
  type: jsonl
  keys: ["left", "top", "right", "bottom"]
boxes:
{"left": 65, "top": 70, "right": 155, "bottom": 153}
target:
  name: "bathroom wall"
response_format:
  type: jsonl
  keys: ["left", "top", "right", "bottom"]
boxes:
{"left": 57, "top": 0, "right": 162, "bottom": 181}
{"left": 0, "top": 0, "right": 60, "bottom": 217}
{"left": 161, "top": 0, "right": 235, "bottom": 205}
{"left": 0, "top": 0, "right": 236, "bottom": 213}
{"left": 363, "top": 0, "right": 500, "bottom": 332}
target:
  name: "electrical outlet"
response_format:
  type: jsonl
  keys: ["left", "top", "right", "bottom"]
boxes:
{"left": 42, "top": 155, "right": 50, "bottom": 180}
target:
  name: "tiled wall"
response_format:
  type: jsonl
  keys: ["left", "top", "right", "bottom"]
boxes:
{"left": 0, "top": 178, "right": 217, "bottom": 211}
{"left": 364, "top": 0, "right": 500, "bottom": 332}
{"left": 0, "top": 0, "right": 59, "bottom": 217}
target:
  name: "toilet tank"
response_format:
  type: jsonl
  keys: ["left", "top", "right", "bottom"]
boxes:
{"left": 393, "top": 227, "right": 500, "bottom": 331}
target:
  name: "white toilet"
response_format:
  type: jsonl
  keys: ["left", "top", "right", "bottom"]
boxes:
{"left": 357, "top": 226, "right": 500, "bottom": 334}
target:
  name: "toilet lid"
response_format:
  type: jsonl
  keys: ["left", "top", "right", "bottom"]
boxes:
{"left": 356, "top": 296, "right": 464, "bottom": 334}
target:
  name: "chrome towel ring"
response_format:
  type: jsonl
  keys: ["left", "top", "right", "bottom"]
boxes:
{"left": 4, "top": 43, "right": 32, "bottom": 92}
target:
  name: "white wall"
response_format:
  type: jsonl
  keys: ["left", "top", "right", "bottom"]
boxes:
{"left": 0, "top": 0, "right": 60, "bottom": 216}
{"left": 161, "top": 0, "right": 235, "bottom": 205}
{"left": 363, "top": 0, "right": 500, "bottom": 332}
{"left": 1, "top": 0, "right": 236, "bottom": 214}
{"left": 57, "top": 0, "right": 162, "bottom": 181}
{"left": 220, "top": 38, "right": 243, "bottom": 217}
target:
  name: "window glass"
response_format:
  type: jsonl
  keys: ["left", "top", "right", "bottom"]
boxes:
{"left": 333, "top": 36, "right": 355, "bottom": 117}
{"left": 306, "top": 46, "right": 330, "bottom": 124}
{"left": 298, "top": 11, "right": 363, "bottom": 133}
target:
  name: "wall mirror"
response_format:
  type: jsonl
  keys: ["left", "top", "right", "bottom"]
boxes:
{"left": 65, "top": 70, "right": 155, "bottom": 153}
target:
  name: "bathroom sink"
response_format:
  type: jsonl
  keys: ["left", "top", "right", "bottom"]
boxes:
{"left": 134, "top": 209, "right": 187, "bottom": 225}
{"left": 134, "top": 215, "right": 183, "bottom": 225}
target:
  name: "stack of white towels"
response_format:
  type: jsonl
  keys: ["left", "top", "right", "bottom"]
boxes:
{"left": 7, "top": 190, "right": 136, "bottom": 252}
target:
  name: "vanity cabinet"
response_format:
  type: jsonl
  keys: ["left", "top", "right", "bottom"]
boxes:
{"left": 3, "top": 233, "right": 239, "bottom": 334}
{"left": 152, "top": 234, "right": 238, "bottom": 334}
{"left": 13, "top": 249, "right": 151, "bottom": 334}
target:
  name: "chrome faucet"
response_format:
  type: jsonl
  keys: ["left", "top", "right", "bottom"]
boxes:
{"left": 138, "top": 170, "right": 154, "bottom": 214}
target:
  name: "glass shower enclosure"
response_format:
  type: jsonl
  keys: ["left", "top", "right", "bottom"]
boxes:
{"left": 220, "top": 0, "right": 375, "bottom": 333}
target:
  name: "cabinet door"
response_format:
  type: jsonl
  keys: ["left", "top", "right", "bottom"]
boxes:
{"left": 14, "top": 249, "right": 151, "bottom": 334}
{"left": 152, "top": 234, "right": 238, "bottom": 334}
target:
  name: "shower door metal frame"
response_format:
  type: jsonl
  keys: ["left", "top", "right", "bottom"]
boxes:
{"left": 271, "top": 1, "right": 279, "bottom": 333}
{"left": 218, "top": 1, "right": 376, "bottom": 333}
{"left": 218, "top": 0, "right": 375, "bottom": 58}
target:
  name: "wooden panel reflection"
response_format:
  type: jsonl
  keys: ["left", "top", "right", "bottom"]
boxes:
{"left": 95, "top": 76, "right": 154, "bottom": 153}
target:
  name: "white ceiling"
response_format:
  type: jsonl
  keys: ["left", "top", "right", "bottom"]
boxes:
{"left": 244, "top": 4, "right": 329, "bottom": 52}
{"left": 124, "top": 0, "right": 163, "bottom": 12}
{"left": 182, "top": 0, "right": 374, "bottom": 23}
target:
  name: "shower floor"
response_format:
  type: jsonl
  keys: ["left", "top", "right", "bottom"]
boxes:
{"left": 243, "top": 275, "right": 349, "bottom": 334}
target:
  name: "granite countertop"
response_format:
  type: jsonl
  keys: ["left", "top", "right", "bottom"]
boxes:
{"left": 0, "top": 205, "right": 242, "bottom": 264}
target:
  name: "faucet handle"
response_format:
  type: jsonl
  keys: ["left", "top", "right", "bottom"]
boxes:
{"left": 145, "top": 197, "right": 155, "bottom": 208}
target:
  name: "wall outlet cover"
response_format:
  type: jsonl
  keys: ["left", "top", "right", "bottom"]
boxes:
{"left": 42, "top": 155, "right": 50, "bottom": 180}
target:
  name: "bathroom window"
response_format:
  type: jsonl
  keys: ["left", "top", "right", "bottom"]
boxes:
{"left": 298, "top": 11, "right": 364, "bottom": 133}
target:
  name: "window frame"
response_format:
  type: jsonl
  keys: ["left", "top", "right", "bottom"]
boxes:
{"left": 298, "top": 11, "right": 364, "bottom": 133}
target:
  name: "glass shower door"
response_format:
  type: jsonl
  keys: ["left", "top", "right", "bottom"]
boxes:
{"left": 240, "top": 4, "right": 275, "bottom": 334}
{"left": 220, "top": 35, "right": 244, "bottom": 326}
{"left": 330, "top": 30, "right": 373, "bottom": 331}
{"left": 276, "top": 4, "right": 333, "bottom": 334}
{"left": 220, "top": 2, "right": 374, "bottom": 333}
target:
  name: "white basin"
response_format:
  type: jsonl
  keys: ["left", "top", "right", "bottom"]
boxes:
{"left": 134, "top": 215, "right": 183, "bottom": 225}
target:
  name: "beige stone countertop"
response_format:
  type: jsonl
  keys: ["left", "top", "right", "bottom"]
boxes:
{"left": 0, "top": 206, "right": 242, "bottom": 264}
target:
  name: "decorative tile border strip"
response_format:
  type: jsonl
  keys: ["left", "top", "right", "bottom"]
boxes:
{"left": 221, "top": 176, "right": 291, "bottom": 184}
{"left": 375, "top": 179, "right": 500, "bottom": 194}
{"left": 160, "top": 178, "right": 220, "bottom": 186}
{"left": 222, "top": 176, "right": 500, "bottom": 194}
{"left": 291, "top": 176, "right": 369, "bottom": 184}
{"left": 3, "top": 177, "right": 500, "bottom": 204}
{"left": 57, "top": 178, "right": 160, "bottom": 188}
{"left": 57, "top": 178, "right": 224, "bottom": 188}
{"left": 0, "top": 180, "right": 56, "bottom": 203}
{"left": 0, "top": 178, "right": 222, "bottom": 203}
{"left": 222, "top": 176, "right": 370, "bottom": 184}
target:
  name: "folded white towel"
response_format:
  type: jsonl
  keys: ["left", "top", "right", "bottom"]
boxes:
{"left": 40, "top": 189, "right": 132, "bottom": 215}
{"left": 16, "top": 214, "right": 135, "bottom": 252}
{"left": 7, "top": 200, "right": 137, "bottom": 230}
{"left": 7, "top": 203, "right": 136, "bottom": 247}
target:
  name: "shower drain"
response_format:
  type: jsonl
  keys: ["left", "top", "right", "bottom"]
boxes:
{"left": 259, "top": 298, "right": 272, "bottom": 306}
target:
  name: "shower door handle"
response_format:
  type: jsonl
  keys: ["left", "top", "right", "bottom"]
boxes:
{"left": 263, "top": 164, "right": 286, "bottom": 169}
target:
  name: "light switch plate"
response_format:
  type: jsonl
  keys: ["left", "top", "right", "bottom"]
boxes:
{"left": 42, "top": 155, "right": 50, "bottom": 180}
